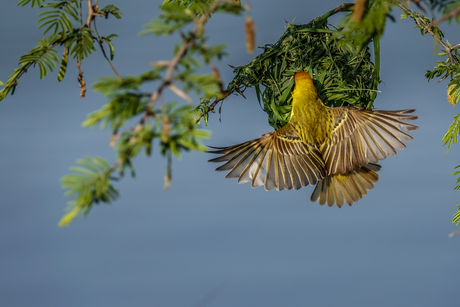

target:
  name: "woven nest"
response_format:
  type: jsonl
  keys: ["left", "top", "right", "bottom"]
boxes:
{"left": 225, "top": 14, "right": 379, "bottom": 130}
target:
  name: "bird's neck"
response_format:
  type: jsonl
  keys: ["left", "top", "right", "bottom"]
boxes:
{"left": 289, "top": 79, "right": 330, "bottom": 144}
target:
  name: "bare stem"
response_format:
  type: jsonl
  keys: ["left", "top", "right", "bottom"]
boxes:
{"left": 85, "top": 0, "right": 104, "bottom": 28}
{"left": 331, "top": 3, "right": 354, "bottom": 16}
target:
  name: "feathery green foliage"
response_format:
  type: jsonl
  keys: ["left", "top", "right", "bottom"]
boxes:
{"left": 428, "top": 0, "right": 460, "bottom": 22}
{"left": 453, "top": 165, "right": 460, "bottom": 225}
{"left": 59, "top": 157, "right": 119, "bottom": 227}
{"left": 401, "top": 2, "right": 460, "bottom": 226}
{"left": 0, "top": 35, "right": 60, "bottom": 100}
{"left": 140, "top": 3, "right": 196, "bottom": 36}
{"left": 37, "top": 0, "right": 79, "bottom": 38}
{"left": 337, "top": 0, "right": 392, "bottom": 51}
{"left": 58, "top": 47, "right": 69, "bottom": 81}
{"left": 161, "top": 0, "right": 213, "bottom": 15}
{"left": 400, "top": 2, "right": 460, "bottom": 226}
{"left": 53, "top": 0, "right": 240, "bottom": 225}
{"left": 453, "top": 204, "right": 460, "bottom": 225}
{"left": 443, "top": 114, "right": 460, "bottom": 152}
{"left": 19, "top": 36, "right": 60, "bottom": 79}
{"left": 17, "top": 0, "right": 46, "bottom": 7}
{"left": 99, "top": 5, "right": 123, "bottom": 19}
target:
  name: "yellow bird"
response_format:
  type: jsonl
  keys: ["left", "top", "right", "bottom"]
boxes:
{"left": 208, "top": 71, "right": 418, "bottom": 207}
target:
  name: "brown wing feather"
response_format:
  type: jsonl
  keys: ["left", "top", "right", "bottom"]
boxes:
{"left": 321, "top": 107, "right": 418, "bottom": 175}
{"left": 208, "top": 124, "right": 327, "bottom": 191}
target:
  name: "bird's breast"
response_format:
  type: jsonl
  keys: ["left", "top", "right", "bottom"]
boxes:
{"left": 290, "top": 96, "right": 331, "bottom": 145}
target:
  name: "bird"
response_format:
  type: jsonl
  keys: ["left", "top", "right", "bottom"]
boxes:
{"left": 207, "top": 71, "right": 418, "bottom": 207}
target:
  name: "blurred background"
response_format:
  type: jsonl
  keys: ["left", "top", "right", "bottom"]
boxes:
{"left": 0, "top": 1, "right": 459, "bottom": 306}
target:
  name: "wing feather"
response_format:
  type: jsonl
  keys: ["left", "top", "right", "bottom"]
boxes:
{"left": 208, "top": 124, "right": 326, "bottom": 191}
{"left": 322, "top": 107, "right": 418, "bottom": 174}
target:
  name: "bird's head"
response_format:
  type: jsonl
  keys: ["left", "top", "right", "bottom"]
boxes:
{"left": 293, "top": 71, "right": 316, "bottom": 96}
{"left": 294, "top": 71, "right": 312, "bottom": 83}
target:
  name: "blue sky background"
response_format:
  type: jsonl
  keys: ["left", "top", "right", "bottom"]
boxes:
{"left": 1, "top": 1, "right": 459, "bottom": 306}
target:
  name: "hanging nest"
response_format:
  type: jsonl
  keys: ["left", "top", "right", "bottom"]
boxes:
{"left": 223, "top": 10, "right": 379, "bottom": 130}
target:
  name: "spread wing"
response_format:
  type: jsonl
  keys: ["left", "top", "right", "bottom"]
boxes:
{"left": 208, "top": 124, "right": 326, "bottom": 191}
{"left": 321, "top": 107, "right": 419, "bottom": 175}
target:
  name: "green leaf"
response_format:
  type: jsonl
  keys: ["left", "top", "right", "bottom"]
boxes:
{"left": 454, "top": 204, "right": 460, "bottom": 225}
{"left": 58, "top": 48, "right": 69, "bottom": 81}
{"left": 59, "top": 156, "right": 118, "bottom": 226}
{"left": 68, "top": 28, "right": 96, "bottom": 59}
{"left": 99, "top": 5, "right": 122, "bottom": 19}
{"left": 17, "top": 0, "right": 45, "bottom": 7}
{"left": 139, "top": 3, "right": 195, "bottom": 36}
{"left": 442, "top": 113, "right": 460, "bottom": 152}
{"left": 102, "top": 34, "right": 118, "bottom": 60}
{"left": 37, "top": 1, "right": 80, "bottom": 38}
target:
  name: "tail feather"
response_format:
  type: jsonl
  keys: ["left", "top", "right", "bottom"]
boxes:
{"left": 311, "top": 163, "right": 381, "bottom": 208}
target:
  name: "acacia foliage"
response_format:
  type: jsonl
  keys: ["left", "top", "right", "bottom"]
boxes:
{"left": 1, "top": 0, "right": 242, "bottom": 226}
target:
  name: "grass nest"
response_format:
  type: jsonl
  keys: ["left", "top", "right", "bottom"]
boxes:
{"left": 224, "top": 10, "right": 380, "bottom": 130}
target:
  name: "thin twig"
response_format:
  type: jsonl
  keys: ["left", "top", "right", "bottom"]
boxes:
{"left": 331, "top": 3, "right": 354, "bottom": 15}
{"left": 397, "top": 3, "right": 456, "bottom": 65}
{"left": 80, "top": 0, "right": 83, "bottom": 27}
{"left": 85, "top": 0, "right": 104, "bottom": 28}
{"left": 417, "top": 20, "right": 455, "bottom": 64}
{"left": 451, "top": 43, "right": 460, "bottom": 50}
{"left": 199, "top": 91, "right": 230, "bottom": 119}
{"left": 92, "top": 19, "right": 122, "bottom": 80}
{"left": 9, "top": 40, "right": 61, "bottom": 87}
{"left": 431, "top": 5, "right": 460, "bottom": 27}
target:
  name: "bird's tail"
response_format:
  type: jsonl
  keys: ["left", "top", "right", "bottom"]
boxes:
{"left": 310, "top": 163, "right": 381, "bottom": 208}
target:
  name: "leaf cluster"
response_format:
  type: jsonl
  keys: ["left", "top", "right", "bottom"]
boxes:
{"left": 160, "top": 0, "right": 242, "bottom": 16}
{"left": 59, "top": 157, "right": 119, "bottom": 226}
{"left": 140, "top": 3, "right": 196, "bottom": 36}
{"left": 337, "top": 0, "right": 393, "bottom": 51}
{"left": 0, "top": 36, "right": 60, "bottom": 100}
{"left": 453, "top": 164, "right": 460, "bottom": 225}
{"left": 0, "top": 1, "right": 121, "bottom": 102}
{"left": 17, "top": 0, "right": 46, "bottom": 7}
{"left": 453, "top": 204, "right": 460, "bottom": 225}
{"left": 141, "top": 0, "right": 242, "bottom": 36}
{"left": 399, "top": 5, "right": 460, "bottom": 225}
{"left": 161, "top": 0, "right": 213, "bottom": 16}
{"left": 38, "top": 0, "right": 79, "bottom": 38}
{"left": 56, "top": 0, "right": 241, "bottom": 225}
{"left": 443, "top": 114, "right": 460, "bottom": 151}
{"left": 99, "top": 5, "right": 123, "bottom": 20}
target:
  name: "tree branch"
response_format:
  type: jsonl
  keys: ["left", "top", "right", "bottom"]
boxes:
{"left": 92, "top": 19, "right": 122, "bottom": 80}
{"left": 111, "top": 0, "right": 236, "bottom": 172}
{"left": 431, "top": 5, "right": 460, "bottom": 27}
{"left": 85, "top": 0, "right": 104, "bottom": 28}
{"left": 331, "top": 3, "right": 354, "bottom": 16}
{"left": 397, "top": 3, "right": 456, "bottom": 66}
